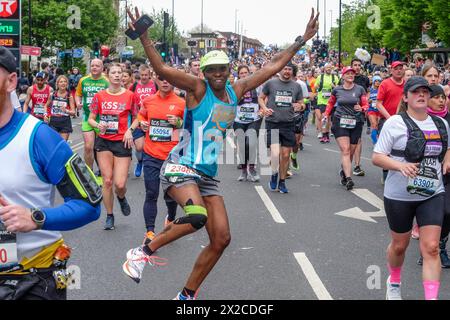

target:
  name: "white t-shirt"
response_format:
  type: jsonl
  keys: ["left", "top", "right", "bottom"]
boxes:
{"left": 296, "top": 80, "right": 309, "bottom": 100}
{"left": 374, "top": 114, "right": 450, "bottom": 201}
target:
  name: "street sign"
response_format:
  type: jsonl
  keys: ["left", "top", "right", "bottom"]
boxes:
{"left": 0, "top": 0, "right": 21, "bottom": 74}
{"left": 73, "top": 48, "right": 84, "bottom": 58}
{"left": 20, "top": 45, "right": 41, "bottom": 57}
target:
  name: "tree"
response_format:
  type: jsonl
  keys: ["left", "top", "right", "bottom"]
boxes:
{"left": 22, "top": 0, "right": 118, "bottom": 57}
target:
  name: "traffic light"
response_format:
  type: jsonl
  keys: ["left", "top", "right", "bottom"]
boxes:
{"left": 187, "top": 40, "right": 197, "bottom": 47}
{"left": 160, "top": 42, "right": 167, "bottom": 58}
{"left": 93, "top": 41, "right": 100, "bottom": 58}
{"left": 163, "top": 12, "right": 170, "bottom": 28}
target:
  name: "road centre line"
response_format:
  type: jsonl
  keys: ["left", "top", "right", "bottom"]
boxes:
{"left": 294, "top": 252, "right": 333, "bottom": 300}
{"left": 254, "top": 186, "right": 286, "bottom": 224}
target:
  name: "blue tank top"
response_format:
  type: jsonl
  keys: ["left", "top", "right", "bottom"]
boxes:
{"left": 169, "top": 81, "right": 238, "bottom": 177}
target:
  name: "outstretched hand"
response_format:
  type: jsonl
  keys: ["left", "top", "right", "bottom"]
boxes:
{"left": 302, "top": 9, "right": 320, "bottom": 42}
{"left": 126, "top": 6, "right": 148, "bottom": 41}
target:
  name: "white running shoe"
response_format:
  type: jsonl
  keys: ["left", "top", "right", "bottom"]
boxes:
{"left": 123, "top": 247, "right": 167, "bottom": 284}
{"left": 173, "top": 292, "right": 197, "bottom": 300}
{"left": 317, "top": 132, "right": 323, "bottom": 139}
{"left": 386, "top": 276, "right": 402, "bottom": 300}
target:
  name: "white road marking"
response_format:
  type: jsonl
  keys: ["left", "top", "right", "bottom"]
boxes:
{"left": 70, "top": 141, "right": 84, "bottom": 151}
{"left": 254, "top": 186, "right": 286, "bottom": 224}
{"left": 323, "top": 148, "right": 371, "bottom": 161}
{"left": 294, "top": 252, "right": 333, "bottom": 300}
{"left": 335, "top": 188, "right": 386, "bottom": 223}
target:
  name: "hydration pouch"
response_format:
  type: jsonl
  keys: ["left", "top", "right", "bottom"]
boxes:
{"left": 57, "top": 154, "right": 103, "bottom": 206}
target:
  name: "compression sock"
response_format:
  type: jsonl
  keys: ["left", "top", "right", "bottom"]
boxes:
{"left": 423, "top": 280, "right": 440, "bottom": 300}
{"left": 387, "top": 264, "right": 402, "bottom": 284}
{"left": 182, "top": 287, "right": 197, "bottom": 298}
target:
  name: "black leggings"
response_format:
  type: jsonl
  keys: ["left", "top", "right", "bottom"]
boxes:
{"left": 233, "top": 119, "right": 262, "bottom": 166}
{"left": 384, "top": 193, "right": 445, "bottom": 234}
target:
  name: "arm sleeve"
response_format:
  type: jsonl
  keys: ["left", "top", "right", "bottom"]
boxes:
{"left": 33, "top": 125, "right": 101, "bottom": 231}
{"left": 324, "top": 95, "right": 337, "bottom": 117}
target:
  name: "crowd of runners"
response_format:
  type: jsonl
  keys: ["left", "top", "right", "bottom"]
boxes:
{"left": 2, "top": 5, "right": 450, "bottom": 301}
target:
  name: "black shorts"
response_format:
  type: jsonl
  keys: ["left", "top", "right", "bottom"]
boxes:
{"left": 265, "top": 121, "right": 296, "bottom": 148}
{"left": 95, "top": 137, "right": 132, "bottom": 158}
{"left": 331, "top": 117, "right": 364, "bottom": 145}
{"left": 315, "top": 104, "right": 327, "bottom": 113}
{"left": 378, "top": 117, "right": 387, "bottom": 134}
{"left": 49, "top": 116, "right": 73, "bottom": 134}
{"left": 0, "top": 269, "right": 66, "bottom": 300}
{"left": 384, "top": 193, "right": 445, "bottom": 234}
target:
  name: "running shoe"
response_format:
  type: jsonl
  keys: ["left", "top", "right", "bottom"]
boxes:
{"left": 339, "top": 169, "right": 346, "bottom": 186}
{"left": 247, "top": 166, "right": 260, "bottom": 182}
{"left": 104, "top": 215, "right": 115, "bottom": 230}
{"left": 300, "top": 143, "right": 304, "bottom": 151}
{"left": 142, "top": 230, "right": 156, "bottom": 246}
{"left": 269, "top": 173, "right": 278, "bottom": 191}
{"left": 286, "top": 170, "right": 293, "bottom": 179}
{"left": 237, "top": 164, "right": 244, "bottom": 170}
{"left": 324, "top": 136, "right": 330, "bottom": 143}
{"left": 278, "top": 181, "right": 288, "bottom": 194}
{"left": 237, "top": 169, "right": 247, "bottom": 182}
{"left": 173, "top": 292, "right": 197, "bottom": 300}
{"left": 123, "top": 247, "right": 167, "bottom": 284}
{"left": 317, "top": 132, "right": 323, "bottom": 139}
{"left": 118, "top": 196, "right": 131, "bottom": 216}
{"left": 319, "top": 136, "right": 327, "bottom": 144}
{"left": 411, "top": 224, "right": 420, "bottom": 240}
{"left": 345, "top": 177, "right": 354, "bottom": 191}
{"left": 134, "top": 161, "right": 143, "bottom": 178}
{"left": 290, "top": 153, "right": 300, "bottom": 171}
{"left": 386, "top": 276, "right": 402, "bottom": 300}
{"left": 440, "top": 237, "right": 450, "bottom": 268}
{"left": 353, "top": 166, "right": 365, "bottom": 177}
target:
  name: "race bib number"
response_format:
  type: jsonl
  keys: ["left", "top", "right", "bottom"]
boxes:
{"left": 150, "top": 119, "right": 174, "bottom": 142}
{"left": 164, "top": 163, "right": 201, "bottom": 180}
{"left": 339, "top": 115, "right": 357, "bottom": 129}
{"left": 100, "top": 114, "right": 119, "bottom": 135}
{"left": 51, "top": 100, "right": 69, "bottom": 116}
{"left": 0, "top": 222, "right": 18, "bottom": 271}
{"left": 322, "top": 91, "right": 332, "bottom": 98}
{"left": 33, "top": 104, "right": 45, "bottom": 116}
{"left": 407, "top": 157, "right": 440, "bottom": 197}
{"left": 238, "top": 105, "right": 257, "bottom": 122}
{"left": 275, "top": 90, "right": 293, "bottom": 107}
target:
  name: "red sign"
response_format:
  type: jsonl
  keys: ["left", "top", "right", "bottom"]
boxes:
{"left": 101, "top": 45, "right": 110, "bottom": 58}
{"left": 21, "top": 45, "right": 41, "bottom": 57}
{"left": 0, "top": 1, "right": 18, "bottom": 18}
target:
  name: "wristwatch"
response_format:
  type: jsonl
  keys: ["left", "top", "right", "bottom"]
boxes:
{"left": 129, "top": 127, "right": 135, "bottom": 133}
{"left": 31, "top": 208, "right": 46, "bottom": 230}
{"left": 295, "top": 36, "right": 305, "bottom": 47}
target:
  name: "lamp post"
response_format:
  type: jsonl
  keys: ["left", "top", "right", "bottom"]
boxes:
{"left": 28, "top": 0, "right": 32, "bottom": 74}
{"left": 329, "top": 10, "right": 333, "bottom": 44}
{"left": 316, "top": 0, "right": 320, "bottom": 40}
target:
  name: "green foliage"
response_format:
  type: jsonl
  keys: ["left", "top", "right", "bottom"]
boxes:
{"left": 22, "top": 0, "right": 118, "bottom": 56}
{"left": 329, "top": 0, "right": 449, "bottom": 56}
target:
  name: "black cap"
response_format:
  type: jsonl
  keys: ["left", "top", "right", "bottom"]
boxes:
{"left": 429, "top": 85, "right": 445, "bottom": 98}
{"left": 0, "top": 46, "right": 16, "bottom": 73}
{"left": 404, "top": 76, "right": 431, "bottom": 95}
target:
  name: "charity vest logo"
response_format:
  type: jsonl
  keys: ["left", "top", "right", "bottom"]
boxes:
{"left": 0, "top": 1, "right": 18, "bottom": 18}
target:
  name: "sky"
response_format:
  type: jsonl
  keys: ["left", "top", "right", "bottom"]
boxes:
{"left": 130, "top": 0, "right": 345, "bottom": 46}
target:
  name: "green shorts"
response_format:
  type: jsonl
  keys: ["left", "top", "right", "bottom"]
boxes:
{"left": 82, "top": 120, "right": 99, "bottom": 133}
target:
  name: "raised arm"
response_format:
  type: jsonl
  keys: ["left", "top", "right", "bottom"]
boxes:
{"left": 233, "top": 9, "right": 319, "bottom": 100}
{"left": 127, "top": 7, "right": 205, "bottom": 102}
